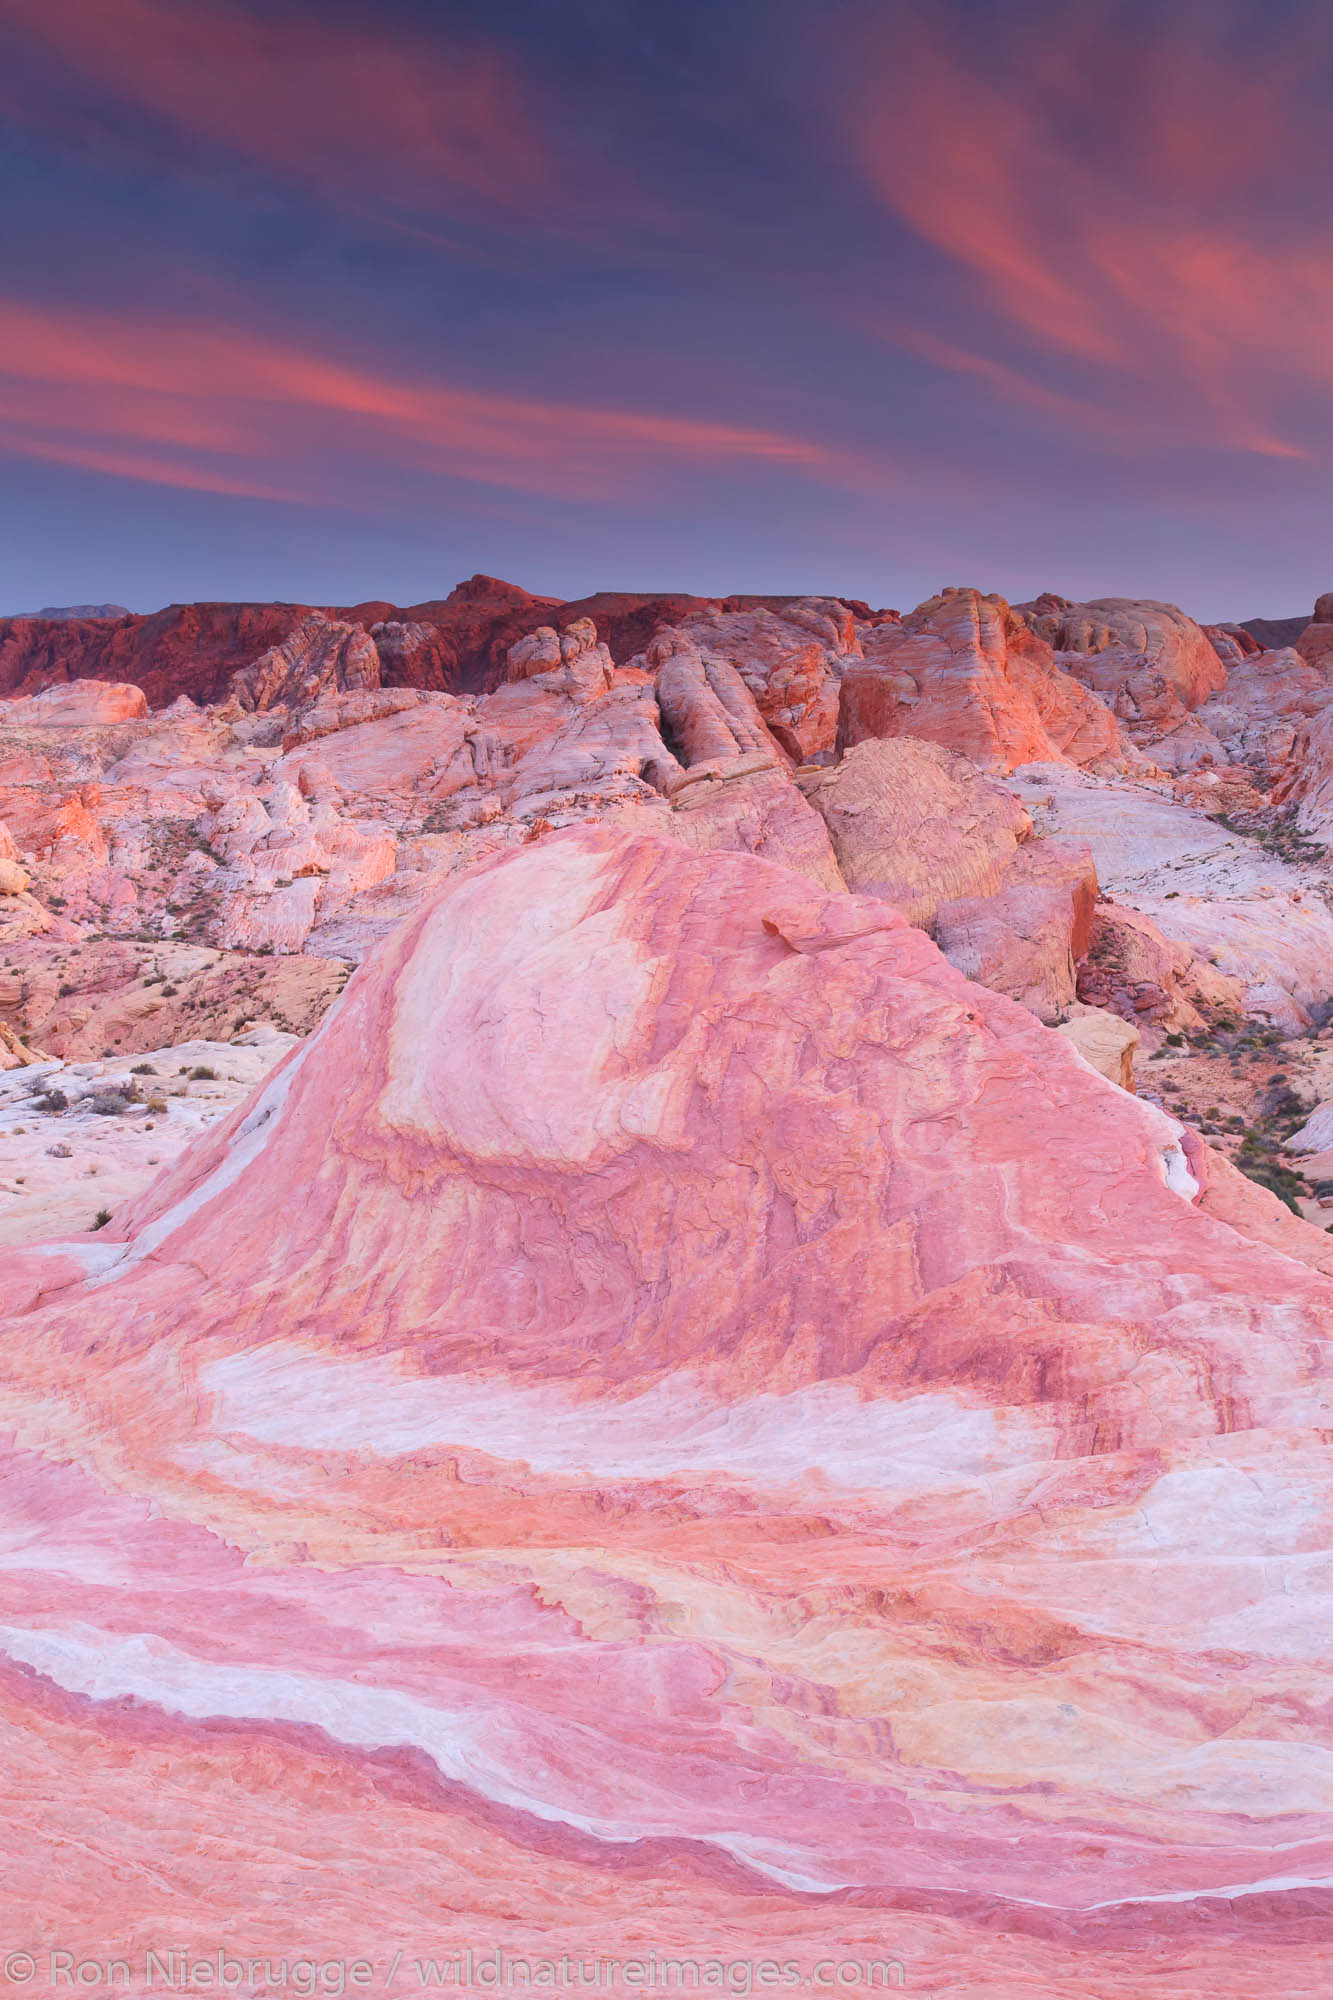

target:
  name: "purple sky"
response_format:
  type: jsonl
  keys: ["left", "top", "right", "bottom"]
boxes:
{"left": 1, "top": 0, "right": 1331, "bottom": 621}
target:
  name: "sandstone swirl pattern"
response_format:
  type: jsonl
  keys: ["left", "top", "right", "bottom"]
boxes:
{"left": 2, "top": 826, "right": 1333, "bottom": 1995}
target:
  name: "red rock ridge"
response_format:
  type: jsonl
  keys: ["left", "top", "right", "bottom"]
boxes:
{"left": 1, "top": 577, "right": 897, "bottom": 712}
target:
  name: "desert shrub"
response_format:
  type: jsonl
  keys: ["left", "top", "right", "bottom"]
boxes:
{"left": 89, "top": 1091, "right": 132, "bottom": 1116}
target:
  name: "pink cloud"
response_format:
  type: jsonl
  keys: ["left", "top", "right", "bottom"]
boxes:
{"left": 852, "top": 12, "right": 1333, "bottom": 461}
{"left": 0, "top": 299, "right": 847, "bottom": 504}
{"left": 0, "top": 0, "right": 557, "bottom": 220}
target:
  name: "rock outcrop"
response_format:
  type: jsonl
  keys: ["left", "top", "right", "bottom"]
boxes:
{"left": 6, "top": 828, "right": 1333, "bottom": 1994}
{"left": 1011, "top": 763, "right": 1333, "bottom": 1033}
{"left": 645, "top": 631, "right": 843, "bottom": 888}
{"left": 1296, "top": 594, "right": 1333, "bottom": 674}
{"left": 659, "top": 597, "right": 860, "bottom": 760}
{"left": 1194, "top": 645, "right": 1333, "bottom": 782}
{"left": 230, "top": 612, "right": 382, "bottom": 713}
{"left": 1077, "top": 900, "right": 1245, "bottom": 1034}
{"left": 0, "top": 600, "right": 309, "bottom": 707}
{"left": 0, "top": 819, "right": 29, "bottom": 899}
{"left": 0, "top": 1017, "right": 44, "bottom": 1069}
{"left": 838, "top": 587, "right": 1130, "bottom": 772}
{"left": 1022, "top": 593, "right": 1228, "bottom": 708}
{"left": 1273, "top": 700, "right": 1333, "bottom": 836}
{"left": 1287, "top": 1097, "right": 1333, "bottom": 1155}
{"left": 932, "top": 835, "right": 1097, "bottom": 1022}
{"left": 799, "top": 738, "right": 1096, "bottom": 1018}
{"left": 1054, "top": 1002, "right": 1140, "bottom": 1089}
{"left": 798, "top": 736, "right": 1032, "bottom": 925}
{"left": 1016, "top": 594, "right": 1230, "bottom": 770}
{"left": 0, "top": 679, "right": 148, "bottom": 726}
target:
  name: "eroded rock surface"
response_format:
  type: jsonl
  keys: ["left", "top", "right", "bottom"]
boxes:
{"left": 839, "top": 587, "right": 1130, "bottom": 772}
{"left": 798, "top": 737, "right": 1032, "bottom": 925}
{"left": 4, "top": 828, "right": 1333, "bottom": 1995}
{"left": 5, "top": 552, "right": 1333, "bottom": 1990}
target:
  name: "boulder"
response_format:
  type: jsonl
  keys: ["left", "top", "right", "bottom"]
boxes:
{"left": 0, "top": 1017, "right": 45, "bottom": 1069}
{"left": 1054, "top": 1003, "right": 1139, "bottom": 1090}
{"left": 932, "top": 836, "right": 1098, "bottom": 1022}
{"left": 0, "top": 679, "right": 148, "bottom": 726}
{"left": 798, "top": 736, "right": 1032, "bottom": 927}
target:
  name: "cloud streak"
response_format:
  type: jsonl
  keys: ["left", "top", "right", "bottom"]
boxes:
{"left": 0, "top": 0, "right": 558, "bottom": 223}
{"left": 853, "top": 7, "right": 1333, "bottom": 461}
{"left": 0, "top": 299, "right": 846, "bottom": 506}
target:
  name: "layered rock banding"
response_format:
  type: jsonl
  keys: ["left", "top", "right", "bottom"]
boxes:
{"left": 5, "top": 828, "right": 1333, "bottom": 1996}
{"left": 4, "top": 576, "right": 1333, "bottom": 1992}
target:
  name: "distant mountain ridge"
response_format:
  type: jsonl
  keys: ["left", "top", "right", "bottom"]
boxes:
{"left": 1241, "top": 614, "right": 1310, "bottom": 649}
{"left": 13, "top": 603, "right": 131, "bottom": 621}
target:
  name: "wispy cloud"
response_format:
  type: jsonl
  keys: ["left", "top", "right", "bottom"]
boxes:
{"left": 852, "top": 8, "right": 1333, "bottom": 460}
{"left": 0, "top": 0, "right": 559, "bottom": 222}
{"left": 0, "top": 300, "right": 847, "bottom": 505}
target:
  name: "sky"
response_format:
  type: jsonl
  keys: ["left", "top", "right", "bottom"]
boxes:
{"left": 1, "top": 0, "right": 1331, "bottom": 621}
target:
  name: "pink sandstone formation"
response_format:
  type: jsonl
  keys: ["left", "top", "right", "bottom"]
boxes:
{"left": 796, "top": 739, "right": 1096, "bottom": 1017}
{"left": 6, "top": 826, "right": 1333, "bottom": 1997}
{"left": 1273, "top": 700, "right": 1333, "bottom": 834}
{"left": 4, "top": 577, "right": 1333, "bottom": 1072}
{"left": 1014, "top": 593, "right": 1233, "bottom": 773}
{"left": 1295, "top": 593, "right": 1333, "bottom": 674}
{"left": 930, "top": 834, "right": 1097, "bottom": 1023}
{"left": 0, "top": 679, "right": 149, "bottom": 726}
{"left": 1053, "top": 1001, "right": 1140, "bottom": 1088}
{"left": 837, "top": 586, "right": 1130, "bottom": 772}
{"left": 1009, "top": 760, "right": 1333, "bottom": 1033}
{"left": 7, "top": 563, "right": 1333, "bottom": 1995}
{"left": 654, "top": 596, "right": 862, "bottom": 760}
{"left": 1022, "top": 591, "right": 1228, "bottom": 706}
{"left": 230, "top": 611, "right": 382, "bottom": 713}
{"left": 1193, "top": 644, "right": 1333, "bottom": 782}
{"left": 796, "top": 737, "right": 1034, "bottom": 925}
{"left": 0, "top": 576, "right": 888, "bottom": 712}
{"left": 1076, "top": 899, "right": 1246, "bottom": 1035}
